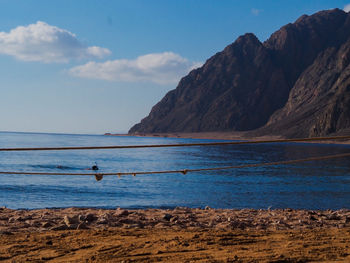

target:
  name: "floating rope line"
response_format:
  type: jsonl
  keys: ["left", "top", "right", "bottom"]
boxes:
{"left": 0, "top": 135, "right": 349, "bottom": 151}
{"left": 1, "top": 152, "right": 350, "bottom": 178}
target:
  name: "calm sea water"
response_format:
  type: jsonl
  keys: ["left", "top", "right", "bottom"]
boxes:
{"left": 0, "top": 131, "right": 350, "bottom": 210}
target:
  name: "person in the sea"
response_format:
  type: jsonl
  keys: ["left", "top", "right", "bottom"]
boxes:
{"left": 83, "top": 162, "right": 99, "bottom": 170}
{"left": 91, "top": 162, "right": 99, "bottom": 171}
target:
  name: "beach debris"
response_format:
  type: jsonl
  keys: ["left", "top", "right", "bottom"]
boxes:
{"left": 114, "top": 208, "right": 129, "bottom": 217}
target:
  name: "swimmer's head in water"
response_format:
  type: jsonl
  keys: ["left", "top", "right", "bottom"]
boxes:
{"left": 92, "top": 162, "right": 99, "bottom": 171}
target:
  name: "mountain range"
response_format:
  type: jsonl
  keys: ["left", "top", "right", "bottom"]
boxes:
{"left": 129, "top": 9, "right": 350, "bottom": 138}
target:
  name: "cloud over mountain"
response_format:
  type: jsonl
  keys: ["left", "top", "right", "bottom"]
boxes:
{"left": 0, "top": 21, "right": 111, "bottom": 63}
{"left": 344, "top": 4, "right": 350, "bottom": 12}
{"left": 69, "top": 52, "right": 202, "bottom": 84}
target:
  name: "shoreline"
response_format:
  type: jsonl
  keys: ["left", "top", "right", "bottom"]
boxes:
{"left": 106, "top": 132, "right": 350, "bottom": 145}
{"left": 2, "top": 206, "right": 350, "bottom": 233}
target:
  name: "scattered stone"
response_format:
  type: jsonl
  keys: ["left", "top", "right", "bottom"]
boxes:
{"left": 78, "top": 215, "right": 86, "bottom": 221}
{"left": 114, "top": 208, "right": 129, "bottom": 217}
{"left": 41, "top": 222, "right": 53, "bottom": 228}
{"left": 126, "top": 224, "right": 141, "bottom": 228}
{"left": 63, "top": 215, "right": 80, "bottom": 227}
{"left": 327, "top": 213, "right": 341, "bottom": 220}
{"left": 51, "top": 224, "right": 69, "bottom": 231}
{"left": 8, "top": 217, "right": 16, "bottom": 223}
{"left": 77, "top": 222, "right": 89, "bottom": 230}
{"left": 1, "top": 207, "right": 350, "bottom": 233}
{"left": 170, "top": 216, "right": 178, "bottom": 223}
{"left": 86, "top": 213, "right": 97, "bottom": 222}
{"left": 163, "top": 214, "right": 173, "bottom": 221}
{"left": 96, "top": 217, "right": 108, "bottom": 225}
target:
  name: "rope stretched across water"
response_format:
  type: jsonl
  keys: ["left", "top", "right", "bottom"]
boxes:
{"left": 0, "top": 135, "right": 350, "bottom": 151}
{"left": 1, "top": 152, "right": 350, "bottom": 177}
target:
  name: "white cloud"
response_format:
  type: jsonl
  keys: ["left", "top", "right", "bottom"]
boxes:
{"left": 251, "top": 8, "right": 262, "bottom": 16}
{"left": 344, "top": 4, "right": 350, "bottom": 12}
{"left": 69, "top": 52, "right": 202, "bottom": 84}
{"left": 0, "top": 21, "right": 111, "bottom": 63}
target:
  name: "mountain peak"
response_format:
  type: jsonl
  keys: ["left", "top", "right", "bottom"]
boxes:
{"left": 236, "top": 33, "right": 260, "bottom": 43}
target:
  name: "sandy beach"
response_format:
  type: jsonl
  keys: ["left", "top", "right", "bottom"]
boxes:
{"left": 2, "top": 206, "right": 350, "bottom": 262}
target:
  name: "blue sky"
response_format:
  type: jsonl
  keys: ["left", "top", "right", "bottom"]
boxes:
{"left": 0, "top": 0, "right": 349, "bottom": 134}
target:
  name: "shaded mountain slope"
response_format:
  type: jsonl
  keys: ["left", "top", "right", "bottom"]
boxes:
{"left": 257, "top": 39, "right": 350, "bottom": 137}
{"left": 130, "top": 33, "right": 289, "bottom": 133}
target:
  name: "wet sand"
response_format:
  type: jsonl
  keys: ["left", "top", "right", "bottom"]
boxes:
{"left": 2, "top": 207, "right": 350, "bottom": 262}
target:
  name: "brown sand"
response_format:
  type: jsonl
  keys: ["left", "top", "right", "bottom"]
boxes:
{"left": 2, "top": 207, "right": 350, "bottom": 262}
{"left": 3, "top": 227, "right": 350, "bottom": 262}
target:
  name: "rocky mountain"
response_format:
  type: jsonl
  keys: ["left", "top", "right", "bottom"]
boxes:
{"left": 129, "top": 9, "right": 350, "bottom": 137}
{"left": 258, "top": 38, "right": 350, "bottom": 137}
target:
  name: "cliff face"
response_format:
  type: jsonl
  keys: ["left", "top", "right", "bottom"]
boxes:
{"left": 260, "top": 39, "right": 350, "bottom": 137}
{"left": 129, "top": 9, "right": 350, "bottom": 137}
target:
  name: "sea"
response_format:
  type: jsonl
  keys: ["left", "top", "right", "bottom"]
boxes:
{"left": 1, "top": 131, "right": 350, "bottom": 210}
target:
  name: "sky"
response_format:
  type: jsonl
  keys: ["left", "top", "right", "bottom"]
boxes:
{"left": 0, "top": 0, "right": 350, "bottom": 134}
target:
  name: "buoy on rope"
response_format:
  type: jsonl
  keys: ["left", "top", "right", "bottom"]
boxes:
{"left": 95, "top": 174, "right": 103, "bottom": 181}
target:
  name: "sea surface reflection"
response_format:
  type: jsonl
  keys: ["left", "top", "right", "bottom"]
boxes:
{"left": 0, "top": 132, "right": 350, "bottom": 210}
